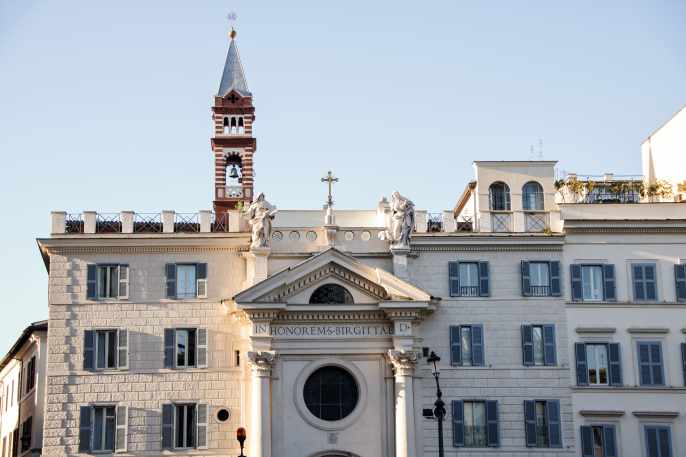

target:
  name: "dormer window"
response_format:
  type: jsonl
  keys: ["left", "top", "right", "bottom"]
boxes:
{"left": 522, "top": 181, "right": 544, "bottom": 211}
{"left": 489, "top": 182, "right": 511, "bottom": 211}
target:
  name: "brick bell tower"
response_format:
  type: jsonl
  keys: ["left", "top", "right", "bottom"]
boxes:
{"left": 211, "top": 28, "right": 256, "bottom": 215}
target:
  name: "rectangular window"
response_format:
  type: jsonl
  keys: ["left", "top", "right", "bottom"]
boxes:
{"left": 529, "top": 262, "right": 550, "bottom": 296}
{"left": 644, "top": 425, "right": 672, "bottom": 457}
{"left": 638, "top": 342, "right": 664, "bottom": 386}
{"left": 176, "top": 329, "right": 197, "bottom": 368}
{"left": 176, "top": 265, "right": 197, "bottom": 299}
{"left": 534, "top": 401, "right": 549, "bottom": 447}
{"left": 582, "top": 265, "right": 604, "bottom": 301}
{"left": 449, "top": 325, "right": 484, "bottom": 366}
{"left": 459, "top": 263, "right": 480, "bottom": 297}
{"left": 463, "top": 401, "right": 487, "bottom": 447}
{"left": 95, "top": 330, "right": 118, "bottom": 370}
{"left": 532, "top": 326, "right": 545, "bottom": 366}
{"left": 522, "top": 324, "right": 556, "bottom": 366}
{"left": 587, "top": 344, "right": 609, "bottom": 386}
{"left": 25, "top": 356, "right": 36, "bottom": 394}
{"left": 580, "top": 424, "right": 617, "bottom": 457}
{"left": 92, "top": 406, "right": 116, "bottom": 452}
{"left": 20, "top": 417, "right": 32, "bottom": 453}
{"left": 633, "top": 263, "right": 658, "bottom": 301}
{"left": 174, "top": 404, "right": 196, "bottom": 449}
{"left": 97, "top": 265, "right": 119, "bottom": 298}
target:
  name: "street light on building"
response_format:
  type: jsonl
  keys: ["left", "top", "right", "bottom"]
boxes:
{"left": 236, "top": 427, "right": 247, "bottom": 457}
{"left": 427, "top": 351, "right": 446, "bottom": 457}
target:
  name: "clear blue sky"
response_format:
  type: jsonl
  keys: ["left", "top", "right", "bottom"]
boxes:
{"left": 0, "top": 1, "right": 684, "bottom": 348}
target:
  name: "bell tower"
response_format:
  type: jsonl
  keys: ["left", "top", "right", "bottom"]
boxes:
{"left": 211, "top": 28, "right": 256, "bottom": 215}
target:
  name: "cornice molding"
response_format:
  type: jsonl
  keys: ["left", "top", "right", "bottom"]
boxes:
{"left": 412, "top": 245, "right": 562, "bottom": 252}
{"left": 579, "top": 410, "right": 625, "bottom": 418}
{"left": 46, "top": 246, "right": 249, "bottom": 255}
{"left": 274, "top": 310, "right": 388, "bottom": 323}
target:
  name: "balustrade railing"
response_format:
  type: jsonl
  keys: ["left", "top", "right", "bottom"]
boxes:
{"left": 530, "top": 285, "right": 550, "bottom": 297}
{"left": 456, "top": 215, "right": 473, "bottom": 232}
{"left": 211, "top": 212, "right": 230, "bottom": 232}
{"left": 427, "top": 213, "right": 443, "bottom": 233}
{"left": 460, "top": 286, "right": 480, "bottom": 297}
{"left": 65, "top": 213, "right": 84, "bottom": 234}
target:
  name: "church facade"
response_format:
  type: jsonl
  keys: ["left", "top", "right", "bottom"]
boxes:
{"left": 33, "top": 30, "right": 686, "bottom": 457}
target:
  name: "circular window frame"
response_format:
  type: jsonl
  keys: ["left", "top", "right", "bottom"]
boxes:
{"left": 294, "top": 358, "right": 367, "bottom": 431}
{"left": 214, "top": 407, "right": 231, "bottom": 424}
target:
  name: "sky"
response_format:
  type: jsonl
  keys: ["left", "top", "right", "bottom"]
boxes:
{"left": 0, "top": 1, "right": 684, "bottom": 349}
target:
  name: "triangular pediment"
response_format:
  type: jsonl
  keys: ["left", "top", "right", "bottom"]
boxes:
{"left": 234, "top": 248, "right": 432, "bottom": 306}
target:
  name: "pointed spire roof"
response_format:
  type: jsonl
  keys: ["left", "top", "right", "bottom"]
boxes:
{"left": 218, "top": 30, "right": 251, "bottom": 97}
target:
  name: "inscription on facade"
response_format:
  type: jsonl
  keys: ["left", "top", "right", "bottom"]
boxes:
{"left": 269, "top": 323, "right": 394, "bottom": 338}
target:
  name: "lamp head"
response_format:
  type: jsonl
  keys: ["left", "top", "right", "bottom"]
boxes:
{"left": 236, "top": 427, "right": 246, "bottom": 446}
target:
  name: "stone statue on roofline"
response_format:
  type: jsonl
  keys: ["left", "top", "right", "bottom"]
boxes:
{"left": 379, "top": 191, "right": 415, "bottom": 248}
{"left": 247, "top": 193, "right": 277, "bottom": 249}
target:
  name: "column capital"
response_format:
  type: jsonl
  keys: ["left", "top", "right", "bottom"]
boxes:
{"left": 247, "top": 351, "right": 276, "bottom": 377}
{"left": 387, "top": 349, "right": 419, "bottom": 376}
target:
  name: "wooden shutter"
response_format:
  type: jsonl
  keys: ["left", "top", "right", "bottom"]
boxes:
{"left": 575, "top": 343, "right": 588, "bottom": 385}
{"left": 165, "top": 264, "right": 177, "bottom": 299}
{"left": 118, "top": 265, "right": 129, "bottom": 299}
{"left": 521, "top": 325, "right": 534, "bottom": 366}
{"left": 196, "top": 403, "right": 209, "bottom": 449}
{"left": 161, "top": 404, "right": 174, "bottom": 449}
{"left": 164, "top": 329, "right": 176, "bottom": 369}
{"left": 608, "top": 343, "right": 622, "bottom": 386}
{"left": 448, "top": 262, "right": 460, "bottom": 297}
{"left": 652, "top": 343, "right": 664, "bottom": 385}
{"left": 523, "top": 400, "right": 536, "bottom": 447}
{"left": 570, "top": 264, "right": 582, "bottom": 301}
{"left": 115, "top": 405, "right": 128, "bottom": 453}
{"left": 603, "top": 264, "right": 616, "bottom": 301}
{"left": 78, "top": 405, "right": 92, "bottom": 453}
{"left": 546, "top": 400, "right": 562, "bottom": 448}
{"left": 638, "top": 342, "right": 652, "bottom": 385}
{"left": 451, "top": 400, "right": 464, "bottom": 447}
{"left": 87, "top": 264, "right": 97, "bottom": 300}
{"left": 478, "top": 262, "right": 490, "bottom": 296}
{"left": 681, "top": 343, "right": 686, "bottom": 386}
{"left": 83, "top": 330, "right": 95, "bottom": 371}
{"left": 117, "top": 329, "right": 129, "bottom": 370}
{"left": 485, "top": 400, "right": 499, "bottom": 447}
{"left": 196, "top": 328, "right": 208, "bottom": 368}
{"left": 603, "top": 425, "right": 617, "bottom": 457}
{"left": 449, "top": 326, "right": 461, "bottom": 366}
{"left": 521, "top": 261, "right": 531, "bottom": 296}
{"left": 543, "top": 324, "right": 557, "bottom": 366}
{"left": 550, "top": 261, "right": 561, "bottom": 296}
{"left": 632, "top": 264, "right": 645, "bottom": 299}
{"left": 196, "top": 263, "right": 208, "bottom": 298}
{"left": 471, "top": 325, "right": 484, "bottom": 366}
{"left": 580, "top": 425, "right": 593, "bottom": 457}
{"left": 645, "top": 264, "right": 657, "bottom": 300}
{"left": 675, "top": 264, "right": 686, "bottom": 302}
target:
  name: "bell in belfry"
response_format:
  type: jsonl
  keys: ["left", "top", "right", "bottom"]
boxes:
{"left": 229, "top": 164, "right": 240, "bottom": 179}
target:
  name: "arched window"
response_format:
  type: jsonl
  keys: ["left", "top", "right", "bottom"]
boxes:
{"left": 489, "top": 182, "right": 511, "bottom": 211}
{"left": 309, "top": 284, "right": 354, "bottom": 304}
{"left": 238, "top": 117, "right": 245, "bottom": 134}
{"left": 522, "top": 181, "right": 544, "bottom": 211}
{"left": 222, "top": 117, "right": 229, "bottom": 134}
{"left": 230, "top": 117, "right": 237, "bottom": 134}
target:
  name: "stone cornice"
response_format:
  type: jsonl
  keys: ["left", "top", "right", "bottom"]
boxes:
{"left": 274, "top": 310, "right": 388, "bottom": 323}
{"left": 579, "top": 410, "right": 625, "bottom": 418}
{"left": 632, "top": 411, "right": 680, "bottom": 418}
{"left": 38, "top": 235, "right": 250, "bottom": 254}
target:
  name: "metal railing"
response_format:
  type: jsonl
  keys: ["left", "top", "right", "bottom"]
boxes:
{"left": 174, "top": 213, "right": 200, "bottom": 233}
{"left": 525, "top": 213, "right": 548, "bottom": 232}
{"left": 427, "top": 213, "right": 443, "bottom": 233}
{"left": 460, "top": 286, "right": 480, "bottom": 297}
{"left": 133, "top": 213, "right": 163, "bottom": 233}
{"left": 456, "top": 215, "right": 473, "bottom": 232}
{"left": 65, "top": 213, "right": 84, "bottom": 234}
{"left": 530, "top": 285, "right": 550, "bottom": 297}
{"left": 211, "top": 212, "right": 230, "bottom": 232}
{"left": 491, "top": 213, "right": 511, "bottom": 232}
{"left": 96, "top": 213, "right": 121, "bottom": 233}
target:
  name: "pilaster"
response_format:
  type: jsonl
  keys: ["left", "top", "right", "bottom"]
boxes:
{"left": 247, "top": 351, "right": 276, "bottom": 457}
{"left": 244, "top": 247, "right": 270, "bottom": 286}
{"left": 387, "top": 350, "right": 418, "bottom": 457}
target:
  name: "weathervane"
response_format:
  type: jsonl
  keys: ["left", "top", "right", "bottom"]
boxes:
{"left": 321, "top": 171, "right": 339, "bottom": 207}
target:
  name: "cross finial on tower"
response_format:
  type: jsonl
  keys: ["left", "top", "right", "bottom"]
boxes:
{"left": 227, "top": 12, "right": 237, "bottom": 39}
{"left": 321, "top": 171, "right": 339, "bottom": 207}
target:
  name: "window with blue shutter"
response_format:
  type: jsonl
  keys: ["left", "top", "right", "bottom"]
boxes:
{"left": 485, "top": 400, "right": 499, "bottom": 447}
{"left": 633, "top": 263, "right": 658, "bottom": 301}
{"left": 448, "top": 262, "right": 460, "bottom": 297}
{"left": 165, "top": 264, "right": 177, "bottom": 299}
{"left": 637, "top": 341, "right": 664, "bottom": 386}
{"left": 523, "top": 400, "right": 537, "bottom": 447}
{"left": 645, "top": 425, "right": 672, "bottom": 457}
{"left": 681, "top": 343, "right": 686, "bottom": 386}
{"left": 549, "top": 261, "right": 561, "bottom": 296}
{"left": 674, "top": 264, "right": 686, "bottom": 302}
{"left": 522, "top": 325, "right": 555, "bottom": 366}
{"left": 543, "top": 325, "right": 557, "bottom": 366}
{"left": 608, "top": 343, "right": 622, "bottom": 386}
{"left": 571, "top": 264, "right": 583, "bottom": 301}
{"left": 576, "top": 343, "right": 622, "bottom": 386}
{"left": 602, "top": 264, "right": 616, "bottom": 301}
{"left": 575, "top": 343, "right": 588, "bottom": 385}
{"left": 478, "top": 262, "right": 490, "bottom": 296}
{"left": 581, "top": 425, "right": 616, "bottom": 457}
{"left": 161, "top": 404, "right": 174, "bottom": 449}
{"left": 83, "top": 330, "right": 95, "bottom": 371}
{"left": 546, "top": 400, "right": 562, "bottom": 448}
{"left": 523, "top": 261, "right": 560, "bottom": 297}
{"left": 449, "top": 325, "right": 484, "bottom": 366}
{"left": 87, "top": 265, "right": 97, "bottom": 300}
{"left": 79, "top": 406, "right": 92, "bottom": 452}
{"left": 524, "top": 400, "right": 561, "bottom": 448}
{"left": 521, "top": 261, "right": 531, "bottom": 296}
{"left": 452, "top": 400, "right": 464, "bottom": 447}
{"left": 521, "top": 325, "right": 534, "bottom": 366}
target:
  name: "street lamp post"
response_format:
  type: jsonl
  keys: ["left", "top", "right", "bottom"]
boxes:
{"left": 427, "top": 351, "right": 446, "bottom": 457}
{"left": 236, "top": 427, "right": 247, "bottom": 457}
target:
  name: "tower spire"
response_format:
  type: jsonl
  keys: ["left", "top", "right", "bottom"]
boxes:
{"left": 218, "top": 28, "right": 250, "bottom": 97}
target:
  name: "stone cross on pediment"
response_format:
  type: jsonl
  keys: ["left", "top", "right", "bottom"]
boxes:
{"left": 321, "top": 170, "right": 339, "bottom": 207}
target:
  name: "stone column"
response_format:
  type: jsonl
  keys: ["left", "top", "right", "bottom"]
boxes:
{"left": 388, "top": 350, "right": 418, "bottom": 457}
{"left": 247, "top": 351, "right": 275, "bottom": 457}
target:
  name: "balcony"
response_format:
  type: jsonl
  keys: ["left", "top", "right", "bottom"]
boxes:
{"left": 491, "top": 212, "right": 512, "bottom": 232}
{"left": 459, "top": 286, "right": 480, "bottom": 297}
{"left": 530, "top": 285, "right": 550, "bottom": 297}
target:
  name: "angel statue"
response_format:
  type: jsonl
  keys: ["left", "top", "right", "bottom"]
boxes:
{"left": 379, "top": 191, "right": 415, "bottom": 247}
{"left": 247, "top": 193, "right": 277, "bottom": 249}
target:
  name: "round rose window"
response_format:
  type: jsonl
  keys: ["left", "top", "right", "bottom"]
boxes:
{"left": 303, "top": 366, "right": 359, "bottom": 421}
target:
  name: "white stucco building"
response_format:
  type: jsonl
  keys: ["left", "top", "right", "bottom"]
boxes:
{"left": 30, "top": 29, "right": 686, "bottom": 457}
